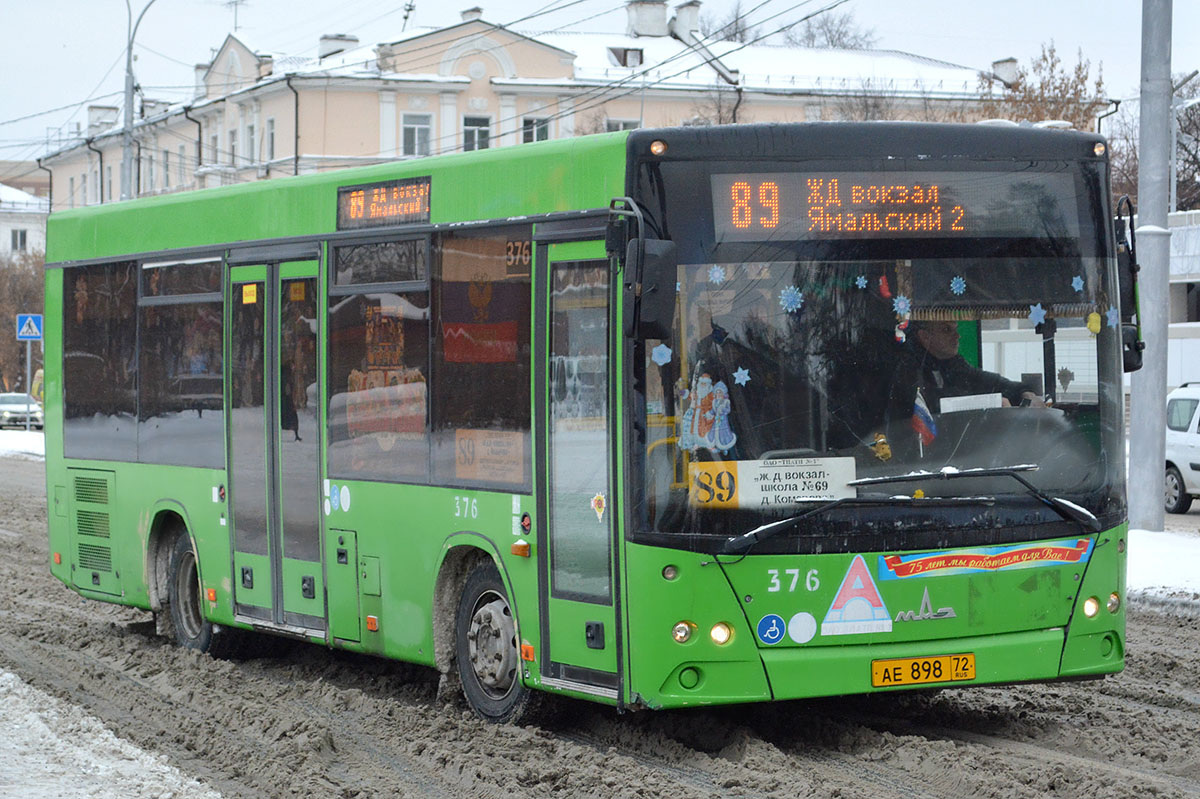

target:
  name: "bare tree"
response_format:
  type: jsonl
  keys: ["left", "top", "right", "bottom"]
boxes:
{"left": 686, "top": 86, "right": 745, "bottom": 126}
{"left": 1108, "top": 75, "right": 1200, "bottom": 212}
{"left": 0, "top": 252, "right": 44, "bottom": 392}
{"left": 785, "top": 9, "right": 877, "bottom": 49}
{"left": 979, "top": 42, "right": 1106, "bottom": 131}
{"left": 699, "top": 1, "right": 760, "bottom": 43}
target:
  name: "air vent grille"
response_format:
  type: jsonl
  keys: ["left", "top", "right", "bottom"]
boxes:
{"left": 76, "top": 510, "right": 110, "bottom": 538}
{"left": 77, "top": 543, "right": 112, "bottom": 572}
{"left": 74, "top": 476, "right": 109, "bottom": 505}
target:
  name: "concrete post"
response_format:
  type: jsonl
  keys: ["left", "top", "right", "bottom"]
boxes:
{"left": 1129, "top": 0, "right": 1173, "bottom": 531}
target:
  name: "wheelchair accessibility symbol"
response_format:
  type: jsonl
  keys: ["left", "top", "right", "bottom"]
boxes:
{"left": 757, "top": 614, "right": 786, "bottom": 645}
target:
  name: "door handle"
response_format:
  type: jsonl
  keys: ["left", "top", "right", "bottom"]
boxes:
{"left": 336, "top": 548, "right": 348, "bottom": 565}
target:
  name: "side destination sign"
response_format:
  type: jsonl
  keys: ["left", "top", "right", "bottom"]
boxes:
{"left": 689, "top": 457, "right": 856, "bottom": 508}
{"left": 337, "top": 176, "right": 431, "bottom": 230}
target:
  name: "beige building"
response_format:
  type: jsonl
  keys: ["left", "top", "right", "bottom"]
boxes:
{"left": 42, "top": 0, "right": 1011, "bottom": 212}
{"left": 0, "top": 183, "right": 48, "bottom": 255}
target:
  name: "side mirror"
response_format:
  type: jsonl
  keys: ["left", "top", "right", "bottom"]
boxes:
{"left": 625, "top": 238, "right": 677, "bottom": 340}
{"left": 1122, "top": 323, "right": 1144, "bottom": 373}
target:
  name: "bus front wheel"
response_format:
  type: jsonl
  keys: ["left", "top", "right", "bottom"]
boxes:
{"left": 166, "top": 532, "right": 243, "bottom": 658}
{"left": 454, "top": 562, "right": 545, "bottom": 724}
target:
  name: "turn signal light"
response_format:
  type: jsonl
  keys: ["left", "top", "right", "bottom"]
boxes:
{"left": 672, "top": 621, "right": 693, "bottom": 643}
{"left": 206, "top": 588, "right": 217, "bottom": 602}
{"left": 511, "top": 539, "right": 531, "bottom": 557}
{"left": 520, "top": 644, "right": 535, "bottom": 661}
{"left": 1107, "top": 592, "right": 1121, "bottom": 614}
{"left": 366, "top": 615, "right": 379, "bottom": 632}
{"left": 53, "top": 552, "right": 61, "bottom": 565}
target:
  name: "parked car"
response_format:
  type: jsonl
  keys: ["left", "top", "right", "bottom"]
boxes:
{"left": 0, "top": 393, "right": 43, "bottom": 430}
{"left": 1165, "top": 383, "right": 1200, "bottom": 513}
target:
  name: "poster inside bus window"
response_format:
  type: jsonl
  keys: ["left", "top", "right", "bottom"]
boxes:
{"left": 711, "top": 171, "right": 1081, "bottom": 241}
{"left": 338, "top": 176, "right": 431, "bottom": 229}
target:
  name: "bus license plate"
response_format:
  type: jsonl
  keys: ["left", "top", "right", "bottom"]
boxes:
{"left": 871, "top": 653, "right": 976, "bottom": 687}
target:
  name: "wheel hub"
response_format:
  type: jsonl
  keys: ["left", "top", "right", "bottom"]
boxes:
{"left": 466, "top": 595, "right": 517, "bottom": 698}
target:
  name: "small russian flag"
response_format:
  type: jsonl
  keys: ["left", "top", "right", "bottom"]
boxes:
{"left": 911, "top": 388, "right": 937, "bottom": 446}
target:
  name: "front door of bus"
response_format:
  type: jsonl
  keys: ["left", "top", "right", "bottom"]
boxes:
{"left": 228, "top": 255, "right": 324, "bottom": 632}
{"left": 536, "top": 231, "right": 619, "bottom": 699}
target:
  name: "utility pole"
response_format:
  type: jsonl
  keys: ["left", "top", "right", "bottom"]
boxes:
{"left": 1129, "top": 0, "right": 1172, "bottom": 531}
{"left": 121, "top": 0, "right": 159, "bottom": 201}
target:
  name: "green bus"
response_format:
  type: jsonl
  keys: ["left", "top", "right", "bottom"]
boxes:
{"left": 45, "top": 122, "right": 1135, "bottom": 723}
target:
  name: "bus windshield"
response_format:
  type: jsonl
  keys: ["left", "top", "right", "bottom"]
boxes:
{"left": 635, "top": 158, "right": 1125, "bottom": 548}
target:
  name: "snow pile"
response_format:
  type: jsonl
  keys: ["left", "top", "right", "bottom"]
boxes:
{"left": 0, "top": 671, "right": 223, "bottom": 799}
{"left": 0, "top": 430, "right": 44, "bottom": 460}
{"left": 1127, "top": 528, "right": 1200, "bottom": 600}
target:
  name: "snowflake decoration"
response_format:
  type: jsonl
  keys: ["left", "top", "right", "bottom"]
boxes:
{"left": 733, "top": 366, "right": 751, "bottom": 386}
{"left": 1106, "top": 306, "right": 1120, "bottom": 328}
{"left": 950, "top": 276, "right": 967, "bottom": 296}
{"left": 855, "top": 275, "right": 868, "bottom": 289}
{"left": 1028, "top": 303, "right": 1047, "bottom": 325}
{"left": 1072, "top": 275, "right": 1084, "bottom": 293}
{"left": 892, "top": 294, "right": 911, "bottom": 317}
{"left": 779, "top": 286, "right": 804, "bottom": 313}
{"left": 651, "top": 344, "right": 673, "bottom": 366}
{"left": 708, "top": 265, "right": 726, "bottom": 284}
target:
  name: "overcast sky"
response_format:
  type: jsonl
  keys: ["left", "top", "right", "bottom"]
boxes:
{"left": 1, "top": 0, "right": 1197, "bottom": 174}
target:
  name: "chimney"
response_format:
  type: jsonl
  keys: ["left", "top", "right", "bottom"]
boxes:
{"left": 194, "top": 63, "right": 209, "bottom": 99}
{"left": 626, "top": 0, "right": 668, "bottom": 37}
{"left": 141, "top": 99, "right": 170, "bottom": 118}
{"left": 669, "top": 0, "right": 701, "bottom": 39}
{"left": 319, "top": 33, "right": 359, "bottom": 60}
{"left": 991, "top": 57, "right": 1019, "bottom": 87}
{"left": 87, "top": 105, "right": 118, "bottom": 137}
{"left": 461, "top": 7, "right": 483, "bottom": 22}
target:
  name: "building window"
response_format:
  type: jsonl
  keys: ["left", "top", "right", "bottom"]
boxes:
{"left": 11, "top": 230, "right": 27, "bottom": 252}
{"left": 521, "top": 117, "right": 549, "bottom": 143}
{"left": 162, "top": 148, "right": 170, "bottom": 188}
{"left": 229, "top": 129, "right": 237, "bottom": 164}
{"left": 402, "top": 114, "right": 431, "bottom": 157}
{"left": 608, "top": 47, "right": 643, "bottom": 67}
{"left": 605, "top": 119, "right": 639, "bottom": 132}
{"left": 81, "top": 173, "right": 87, "bottom": 205}
{"left": 106, "top": 166, "right": 113, "bottom": 201}
{"left": 178, "top": 145, "right": 186, "bottom": 183}
{"left": 69, "top": 177, "right": 76, "bottom": 208}
{"left": 146, "top": 154, "right": 154, "bottom": 192}
{"left": 246, "top": 124, "right": 255, "bottom": 163}
{"left": 210, "top": 134, "right": 219, "bottom": 164}
{"left": 463, "top": 116, "right": 490, "bottom": 151}
{"left": 267, "top": 118, "right": 275, "bottom": 160}
{"left": 92, "top": 169, "right": 100, "bottom": 201}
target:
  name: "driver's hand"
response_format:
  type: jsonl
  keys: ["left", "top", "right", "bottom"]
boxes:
{"left": 1020, "top": 391, "right": 1046, "bottom": 407}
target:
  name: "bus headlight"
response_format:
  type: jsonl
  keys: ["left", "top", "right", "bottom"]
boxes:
{"left": 672, "top": 621, "right": 693, "bottom": 643}
{"left": 1083, "top": 596, "right": 1100, "bottom": 618}
{"left": 1107, "top": 592, "right": 1121, "bottom": 614}
{"left": 710, "top": 622, "right": 732, "bottom": 645}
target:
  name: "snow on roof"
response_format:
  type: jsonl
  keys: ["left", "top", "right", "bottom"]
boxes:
{"left": 0, "top": 183, "right": 48, "bottom": 213}
{"left": 525, "top": 29, "right": 988, "bottom": 98}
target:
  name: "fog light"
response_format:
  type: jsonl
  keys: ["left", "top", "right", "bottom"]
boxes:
{"left": 672, "top": 621, "right": 692, "bottom": 643}
{"left": 1107, "top": 592, "right": 1121, "bottom": 614}
{"left": 662, "top": 565, "right": 678, "bottom": 580}
{"left": 710, "top": 622, "right": 732, "bottom": 645}
{"left": 650, "top": 139, "right": 668, "bottom": 156}
{"left": 1083, "top": 596, "right": 1100, "bottom": 618}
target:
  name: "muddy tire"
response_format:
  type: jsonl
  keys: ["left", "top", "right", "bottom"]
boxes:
{"left": 1165, "top": 465, "right": 1193, "bottom": 514}
{"left": 454, "top": 562, "right": 546, "bottom": 724}
{"left": 166, "top": 532, "right": 245, "bottom": 658}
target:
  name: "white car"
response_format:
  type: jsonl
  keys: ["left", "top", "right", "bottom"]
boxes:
{"left": 0, "top": 393, "right": 42, "bottom": 430}
{"left": 1165, "top": 383, "right": 1200, "bottom": 513}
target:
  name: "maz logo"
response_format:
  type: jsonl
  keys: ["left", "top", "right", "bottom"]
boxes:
{"left": 894, "top": 587, "right": 956, "bottom": 622}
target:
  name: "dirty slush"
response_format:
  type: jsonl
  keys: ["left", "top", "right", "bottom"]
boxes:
{"left": 0, "top": 457, "right": 1196, "bottom": 799}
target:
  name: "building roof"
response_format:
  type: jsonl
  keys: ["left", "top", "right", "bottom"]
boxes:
{"left": 0, "top": 183, "right": 49, "bottom": 214}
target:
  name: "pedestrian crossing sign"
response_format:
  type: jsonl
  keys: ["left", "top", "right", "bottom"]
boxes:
{"left": 16, "top": 314, "right": 42, "bottom": 341}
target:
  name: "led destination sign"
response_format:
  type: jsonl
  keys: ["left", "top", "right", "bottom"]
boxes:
{"left": 337, "top": 176, "right": 431, "bottom": 230}
{"left": 711, "top": 170, "right": 1080, "bottom": 242}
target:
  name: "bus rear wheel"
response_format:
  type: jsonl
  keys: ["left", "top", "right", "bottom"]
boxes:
{"left": 454, "top": 563, "right": 545, "bottom": 724}
{"left": 166, "top": 532, "right": 244, "bottom": 658}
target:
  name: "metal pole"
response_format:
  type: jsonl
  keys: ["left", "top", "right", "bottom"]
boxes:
{"left": 1129, "top": 0, "right": 1173, "bottom": 531}
{"left": 121, "top": 0, "right": 158, "bottom": 201}
{"left": 24, "top": 340, "right": 30, "bottom": 433}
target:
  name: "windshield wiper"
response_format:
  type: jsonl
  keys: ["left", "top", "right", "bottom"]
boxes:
{"left": 721, "top": 497, "right": 858, "bottom": 554}
{"left": 849, "top": 465, "right": 1101, "bottom": 533}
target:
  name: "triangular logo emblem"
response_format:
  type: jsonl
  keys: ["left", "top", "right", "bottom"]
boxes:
{"left": 821, "top": 554, "right": 892, "bottom": 636}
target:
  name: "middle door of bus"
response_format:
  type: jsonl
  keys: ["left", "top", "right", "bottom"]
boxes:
{"left": 228, "top": 249, "right": 324, "bottom": 633}
{"left": 534, "top": 225, "right": 620, "bottom": 699}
